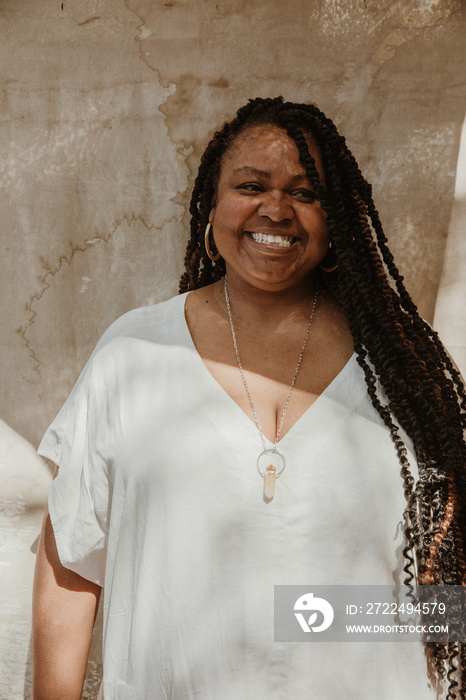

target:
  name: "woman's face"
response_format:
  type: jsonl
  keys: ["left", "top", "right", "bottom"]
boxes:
{"left": 209, "top": 124, "right": 329, "bottom": 294}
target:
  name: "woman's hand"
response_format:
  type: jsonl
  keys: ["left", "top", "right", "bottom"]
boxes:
{"left": 32, "top": 507, "right": 102, "bottom": 700}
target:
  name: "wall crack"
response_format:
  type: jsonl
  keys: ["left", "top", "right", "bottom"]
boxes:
{"left": 16, "top": 214, "right": 178, "bottom": 384}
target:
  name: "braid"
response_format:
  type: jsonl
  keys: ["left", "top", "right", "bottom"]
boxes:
{"left": 179, "top": 96, "right": 466, "bottom": 690}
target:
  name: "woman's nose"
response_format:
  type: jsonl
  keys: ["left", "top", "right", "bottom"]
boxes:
{"left": 258, "top": 190, "right": 293, "bottom": 221}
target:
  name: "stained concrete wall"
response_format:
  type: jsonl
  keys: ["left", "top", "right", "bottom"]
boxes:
{"left": 0, "top": 0, "right": 465, "bottom": 697}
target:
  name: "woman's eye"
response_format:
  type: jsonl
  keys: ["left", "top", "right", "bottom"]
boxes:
{"left": 292, "top": 189, "right": 318, "bottom": 202}
{"left": 237, "top": 183, "right": 263, "bottom": 193}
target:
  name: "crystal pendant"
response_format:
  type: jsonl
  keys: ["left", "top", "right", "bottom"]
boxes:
{"left": 264, "top": 465, "right": 276, "bottom": 501}
{"left": 257, "top": 448, "right": 286, "bottom": 503}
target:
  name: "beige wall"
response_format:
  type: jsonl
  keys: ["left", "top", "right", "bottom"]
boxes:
{"left": 1, "top": 0, "right": 465, "bottom": 696}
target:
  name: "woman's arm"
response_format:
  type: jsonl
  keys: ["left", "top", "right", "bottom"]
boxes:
{"left": 32, "top": 507, "right": 102, "bottom": 700}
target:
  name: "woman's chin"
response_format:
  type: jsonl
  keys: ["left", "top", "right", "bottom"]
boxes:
{"left": 224, "top": 265, "right": 317, "bottom": 296}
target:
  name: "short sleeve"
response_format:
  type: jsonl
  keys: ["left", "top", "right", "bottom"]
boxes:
{"left": 38, "top": 351, "right": 113, "bottom": 587}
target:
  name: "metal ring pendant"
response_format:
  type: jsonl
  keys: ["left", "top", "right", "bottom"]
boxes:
{"left": 257, "top": 448, "right": 286, "bottom": 479}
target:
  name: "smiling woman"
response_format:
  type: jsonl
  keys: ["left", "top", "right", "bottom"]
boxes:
{"left": 33, "top": 97, "right": 466, "bottom": 700}
{"left": 208, "top": 125, "right": 329, "bottom": 293}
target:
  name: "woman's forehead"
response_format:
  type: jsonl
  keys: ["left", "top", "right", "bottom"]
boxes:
{"left": 219, "top": 123, "right": 324, "bottom": 181}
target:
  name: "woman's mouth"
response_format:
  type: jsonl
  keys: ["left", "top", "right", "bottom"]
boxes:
{"left": 248, "top": 232, "right": 297, "bottom": 248}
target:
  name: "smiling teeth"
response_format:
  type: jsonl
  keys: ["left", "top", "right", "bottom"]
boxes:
{"left": 250, "top": 233, "right": 293, "bottom": 247}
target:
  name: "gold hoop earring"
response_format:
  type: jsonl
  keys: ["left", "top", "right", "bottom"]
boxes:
{"left": 319, "top": 242, "right": 338, "bottom": 273}
{"left": 204, "top": 223, "right": 220, "bottom": 261}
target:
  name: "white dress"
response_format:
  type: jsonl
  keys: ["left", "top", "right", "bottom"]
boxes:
{"left": 38, "top": 292, "right": 444, "bottom": 700}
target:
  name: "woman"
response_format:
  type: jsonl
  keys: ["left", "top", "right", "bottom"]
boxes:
{"left": 33, "top": 97, "right": 466, "bottom": 699}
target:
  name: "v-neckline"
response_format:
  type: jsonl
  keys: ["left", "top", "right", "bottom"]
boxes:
{"left": 180, "top": 291, "right": 357, "bottom": 446}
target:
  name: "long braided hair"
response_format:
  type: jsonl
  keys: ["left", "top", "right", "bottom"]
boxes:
{"left": 179, "top": 96, "right": 466, "bottom": 694}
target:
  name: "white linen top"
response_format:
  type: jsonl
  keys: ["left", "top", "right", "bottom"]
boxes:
{"left": 38, "top": 292, "right": 443, "bottom": 700}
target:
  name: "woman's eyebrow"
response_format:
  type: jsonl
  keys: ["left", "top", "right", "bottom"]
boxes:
{"left": 232, "top": 166, "right": 270, "bottom": 178}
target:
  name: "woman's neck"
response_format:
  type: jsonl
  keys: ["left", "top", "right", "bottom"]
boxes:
{"left": 212, "top": 271, "right": 320, "bottom": 335}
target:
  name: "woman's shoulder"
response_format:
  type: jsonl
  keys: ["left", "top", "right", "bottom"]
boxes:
{"left": 51, "top": 293, "right": 190, "bottom": 413}
{"left": 93, "top": 292, "right": 189, "bottom": 355}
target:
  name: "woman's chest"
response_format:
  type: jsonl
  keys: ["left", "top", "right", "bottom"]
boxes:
{"left": 185, "top": 287, "right": 355, "bottom": 443}
{"left": 191, "top": 322, "right": 354, "bottom": 443}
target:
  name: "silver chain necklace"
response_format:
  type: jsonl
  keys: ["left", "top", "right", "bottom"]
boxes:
{"left": 224, "top": 275, "right": 319, "bottom": 502}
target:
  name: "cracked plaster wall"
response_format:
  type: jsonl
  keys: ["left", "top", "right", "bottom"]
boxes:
{"left": 0, "top": 0, "right": 465, "bottom": 697}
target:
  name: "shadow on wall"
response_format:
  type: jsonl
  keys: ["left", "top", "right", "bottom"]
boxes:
{"left": 0, "top": 419, "right": 103, "bottom": 699}
{"left": 0, "top": 420, "right": 49, "bottom": 698}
